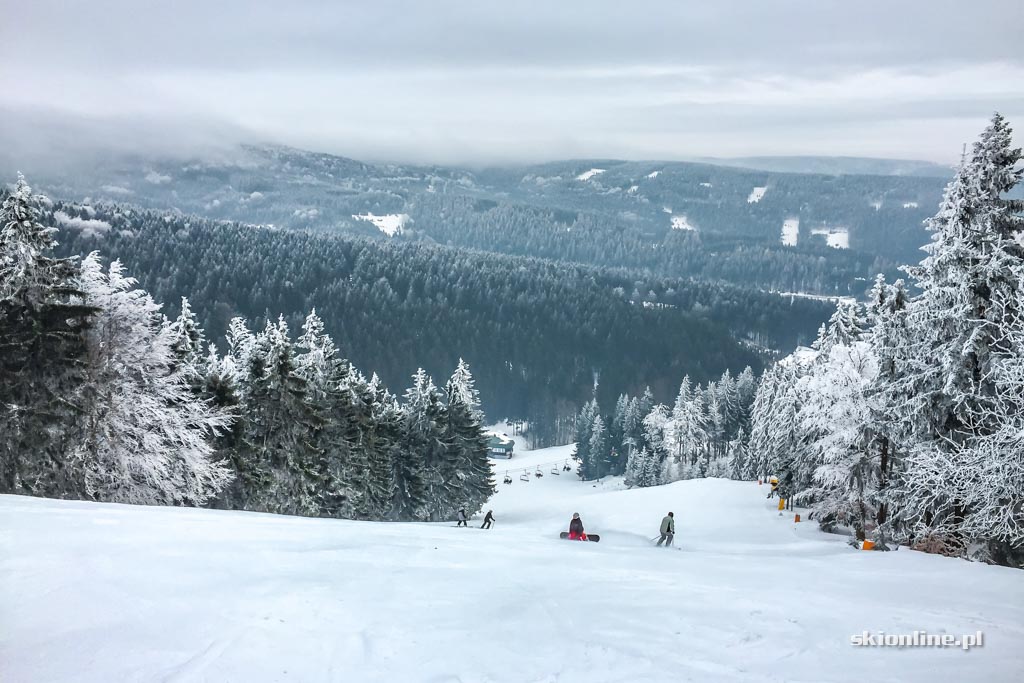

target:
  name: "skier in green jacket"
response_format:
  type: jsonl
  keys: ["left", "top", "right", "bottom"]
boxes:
{"left": 656, "top": 512, "right": 675, "bottom": 547}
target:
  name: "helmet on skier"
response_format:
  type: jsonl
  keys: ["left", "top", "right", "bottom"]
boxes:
{"left": 668, "top": 512, "right": 674, "bottom": 517}
{"left": 572, "top": 512, "right": 580, "bottom": 519}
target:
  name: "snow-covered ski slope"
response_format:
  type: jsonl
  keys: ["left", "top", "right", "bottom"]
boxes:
{"left": 2, "top": 443, "right": 1022, "bottom": 683}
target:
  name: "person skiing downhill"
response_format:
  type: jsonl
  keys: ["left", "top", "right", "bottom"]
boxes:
{"left": 657, "top": 512, "right": 675, "bottom": 547}
{"left": 568, "top": 512, "right": 587, "bottom": 540}
{"left": 481, "top": 510, "right": 495, "bottom": 529}
{"left": 456, "top": 508, "right": 468, "bottom": 527}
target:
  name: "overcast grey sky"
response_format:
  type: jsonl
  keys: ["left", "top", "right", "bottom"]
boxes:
{"left": 2, "top": 0, "right": 1022, "bottom": 164}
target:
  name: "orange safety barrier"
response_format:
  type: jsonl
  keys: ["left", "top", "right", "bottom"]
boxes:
{"left": 862, "top": 540, "right": 876, "bottom": 551}
{"left": 794, "top": 514, "right": 801, "bottom": 523}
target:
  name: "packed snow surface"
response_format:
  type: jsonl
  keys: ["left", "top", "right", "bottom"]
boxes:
{"left": 352, "top": 212, "right": 409, "bottom": 237}
{"left": 671, "top": 215, "right": 696, "bottom": 231}
{"left": 576, "top": 168, "right": 606, "bottom": 181}
{"left": 3, "top": 441, "right": 1022, "bottom": 682}
{"left": 811, "top": 226, "right": 850, "bottom": 249}
{"left": 781, "top": 217, "right": 800, "bottom": 246}
{"left": 747, "top": 186, "right": 767, "bottom": 203}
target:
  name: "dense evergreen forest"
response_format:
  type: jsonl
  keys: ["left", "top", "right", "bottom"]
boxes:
{"left": 40, "top": 198, "right": 834, "bottom": 441}
{"left": 1, "top": 177, "right": 494, "bottom": 521}
{"left": 10, "top": 146, "right": 949, "bottom": 298}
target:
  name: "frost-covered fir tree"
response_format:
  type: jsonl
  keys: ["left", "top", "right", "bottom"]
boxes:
{"left": 746, "top": 366, "right": 779, "bottom": 480}
{"left": 359, "top": 372, "right": 400, "bottom": 519}
{"left": 797, "top": 340, "right": 879, "bottom": 537}
{"left": 572, "top": 399, "right": 598, "bottom": 477}
{"left": 395, "top": 368, "right": 442, "bottom": 519}
{"left": 295, "top": 309, "right": 361, "bottom": 518}
{"left": 232, "top": 317, "right": 323, "bottom": 516}
{"left": 443, "top": 359, "right": 495, "bottom": 518}
{"left": 862, "top": 275, "right": 909, "bottom": 543}
{"left": 74, "top": 254, "right": 231, "bottom": 505}
{"left": 582, "top": 415, "right": 608, "bottom": 480}
{"left": 888, "top": 113, "right": 1024, "bottom": 560}
{"left": 166, "top": 297, "right": 207, "bottom": 390}
{"left": 728, "top": 427, "right": 750, "bottom": 480}
{"left": 0, "top": 176, "right": 95, "bottom": 497}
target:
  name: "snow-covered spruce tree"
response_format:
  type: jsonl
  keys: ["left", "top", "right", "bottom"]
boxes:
{"left": 796, "top": 340, "right": 879, "bottom": 538}
{"left": 296, "top": 309, "right": 361, "bottom": 518}
{"left": 618, "top": 396, "right": 643, "bottom": 475}
{"left": 584, "top": 414, "right": 609, "bottom": 480}
{"left": 746, "top": 366, "right": 779, "bottom": 480}
{"left": 734, "top": 366, "right": 757, "bottom": 436}
{"left": 234, "top": 317, "right": 324, "bottom": 516}
{"left": 703, "top": 385, "right": 725, "bottom": 473}
{"left": 728, "top": 427, "right": 750, "bottom": 480}
{"left": 0, "top": 176, "right": 95, "bottom": 497}
{"left": 611, "top": 394, "right": 628, "bottom": 457}
{"left": 887, "top": 113, "right": 1024, "bottom": 560}
{"left": 362, "top": 373, "right": 401, "bottom": 518}
{"left": 394, "top": 368, "right": 440, "bottom": 520}
{"left": 74, "top": 254, "right": 231, "bottom": 505}
{"left": 635, "top": 447, "right": 661, "bottom": 487}
{"left": 861, "top": 275, "right": 909, "bottom": 545}
{"left": 166, "top": 297, "right": 207, "bottom": 392}
{"left": 443, "top": 359, "right": 495, "bottom": 517}
{"left": 572, "top": 398, "right": 598, "bottom": 478}
{"left": 765, "top": 363, "right": 805, "bottom": 504}
{"left": 667, "top": 376, "right": 693, "bottom": 464}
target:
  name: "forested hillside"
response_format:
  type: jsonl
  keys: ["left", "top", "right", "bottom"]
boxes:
{"left": 41, "top": 198, "right": 834, "bottom": 440}
{"left": 8, "top": 146, "right": 948, "bottom": 297}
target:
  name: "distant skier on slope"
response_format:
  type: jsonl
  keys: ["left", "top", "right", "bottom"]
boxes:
{"left": 656, "top": 512, "right": 675, "bottom": 547}
{"left": 767, "top": 476, "right": 779, "bottom": 499}
{"left": 457, "top": 508, "right": 468, "bottom": 527}
{"left": 481, "top": 510, "right": 495, "bottom": 529}
{"left": 568, "top": 512, "right": 587, "bottom": 540}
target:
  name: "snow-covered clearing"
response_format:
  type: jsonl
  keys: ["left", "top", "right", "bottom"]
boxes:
{"left": 781, "top": 217, "right": 800, "bottom": 246}
{"left": 775, "top": 290, "right": 857, "bottom": 306}
{"left": 576, "top": 168, "right": 605, "bottom": 181}
{"left": 3, "top": 441, "right": 1022, "bottom": 682}
{"left": 352, "top": 212, "right": 410, "bottom": 237}
{"left": 671, "top": 215, "right": 696, "bottom": 231}
{"left": 627, "top": 185, "right": 639, "bottom": 194}
{"left": 646, "top": 170, "right": 661, "bottom": 178}
{"left": 903, "top": 201, "right": 919, "bottom": 209}
{"left": 700, "top": 182, "right": 713, "bottom": 188}
{"left": 747, "top": 186, "right": 767, "bottom": 203}
{"left": 811, "top": 226, "right": 850, "bottom": 249}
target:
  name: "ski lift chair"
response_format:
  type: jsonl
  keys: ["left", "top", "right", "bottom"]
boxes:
{"left": 562, "top": 461, "right": 572, "bottom": 472}
{"left": 519, "top": 472, "right": 531, "bottom": 482}
{"left": 550, "top": 466, "right": 560, "bottom": 475}
{"left": 503, "top": 472, "right": 513, "bottom": 485}
{"left": 534, "top": 467, "right": 543, "bottom": 478}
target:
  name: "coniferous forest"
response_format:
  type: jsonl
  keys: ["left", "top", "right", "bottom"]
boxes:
{"left": 0, "top": 179, "right": 494, "bottom": 520}
{"left": 570, "top": 114, "right": 1024, "bottom": 567}
{"left": 34, "top": 195, "right": 840, "bottom": 443}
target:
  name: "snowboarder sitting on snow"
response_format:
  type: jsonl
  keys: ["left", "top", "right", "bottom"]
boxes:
{"left": 568, "top": 512, "right": 587, "bottom": 540}
{"left": 767, "top": 476, "right": 779, "bottom": 499}
{"left": 657, "top": 512, "right": 675, "bottom": 547}
{"left": 457, "top": 508, "right": 468, "bottom": 527}
{"left": 481, "top": 510, "right": 495, "bottom": 529}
